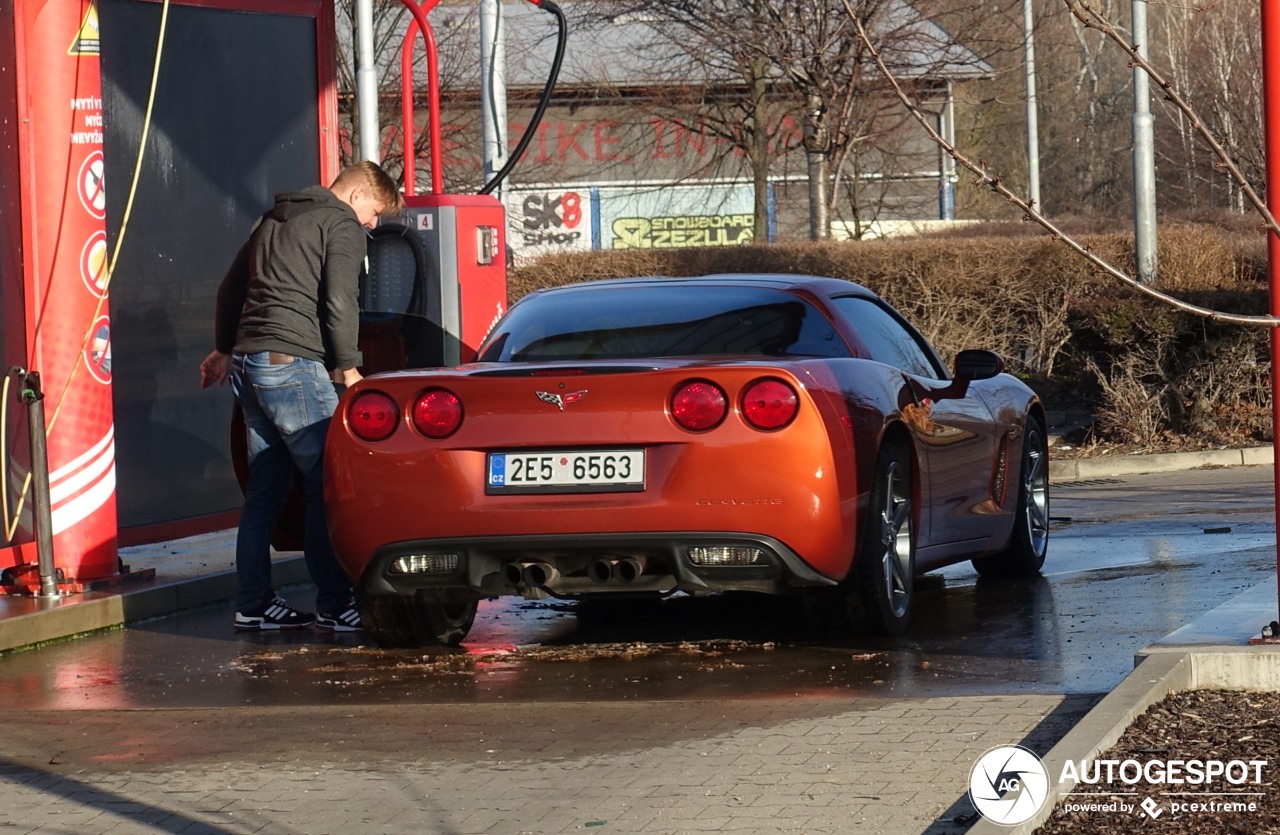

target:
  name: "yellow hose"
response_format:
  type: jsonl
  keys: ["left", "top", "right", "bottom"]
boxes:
{"left": 2, "top": 0, "right": 171, "bottom": 544}
{"left": 0, "top": 374, "right": 25, "bottom": 542}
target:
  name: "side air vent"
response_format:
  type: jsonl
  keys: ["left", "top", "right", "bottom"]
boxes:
{"left": 991, "top": 434, "right": 1010, "bottom": 505}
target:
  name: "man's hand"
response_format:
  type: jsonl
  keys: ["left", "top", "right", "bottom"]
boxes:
{"left": 200, "top": 351, "right": 230, "bottom": 388}
{"left": 338, "top": 367, "right": 363, "bottom": 387}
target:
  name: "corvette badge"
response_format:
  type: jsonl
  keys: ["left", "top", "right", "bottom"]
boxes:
{"left": 536, "top": 390, "right": 588, "bottom": 411}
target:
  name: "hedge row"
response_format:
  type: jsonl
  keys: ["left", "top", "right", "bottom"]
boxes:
{"left": 509, "top": 219, "right": 1274, "bottom": 451}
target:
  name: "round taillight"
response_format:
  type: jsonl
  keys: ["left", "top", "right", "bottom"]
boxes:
{"left": 347, "top": 390, "right": 399, "bottom": 442}
{"left": 671, "top": 380, "right": 728, "bottom": 432}
{"left": 412, "top": 388, "right": 463, "bottom": 439}
{"left": 742, "top": 378, "right": 799, "bottom": 431}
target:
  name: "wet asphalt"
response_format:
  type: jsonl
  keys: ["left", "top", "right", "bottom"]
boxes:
{"left": 0, "top": 467, "right": 1274, "bottom": 711}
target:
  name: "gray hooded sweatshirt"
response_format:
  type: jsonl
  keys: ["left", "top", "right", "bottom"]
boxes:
{"left": 214, "top": 185, "right": 366, "bottom": 370}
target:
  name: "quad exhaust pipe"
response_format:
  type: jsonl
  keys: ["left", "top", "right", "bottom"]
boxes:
{"left": 504, "top": 561, "right": 560, "bottom": 587}
{"left": 615, "top": 556, "right": 647, "bottom": 582}
{"left": 587, "top": 559, "right": 614, "bottom": 584}
{"left": 506, "top": 558, "right": 658, "bottom": 588}
{"left": 587, "top": 557, "right": 649, "bottom": 584}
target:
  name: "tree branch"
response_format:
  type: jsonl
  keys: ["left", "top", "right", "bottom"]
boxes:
{"left": 844, "top": 2, "right": 1280, "bottom": 328}
{"left": 1062, "top": 0, "right": 1280, "bottom": 236}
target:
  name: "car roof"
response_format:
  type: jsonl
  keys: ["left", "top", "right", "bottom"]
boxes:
{"left": 531, "top": 273, "right": 881, "bottom": 300}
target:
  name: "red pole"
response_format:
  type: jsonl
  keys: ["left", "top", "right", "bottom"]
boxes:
{"left": 398, "top": 0, "right": 443, "bottom": 198}
{"left": 401, "top": 22, "right": 416, "bottom": 197}
{"left": 1265, "top": 0, "right": 1280, "bottom": 622}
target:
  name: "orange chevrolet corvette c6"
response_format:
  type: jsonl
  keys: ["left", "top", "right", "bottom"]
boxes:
{"left": 324, "top": 274, "right": 1049, "bottom": 647}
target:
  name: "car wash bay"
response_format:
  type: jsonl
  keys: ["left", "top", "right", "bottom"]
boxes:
{"left": 0, "top": 467, "right": 1271, "bottom": 709}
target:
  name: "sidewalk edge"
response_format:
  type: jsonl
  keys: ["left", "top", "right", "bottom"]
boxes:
{"left": 0, "top": 556, "right": 308, "bottom": 653}
{"left": 1049, "top": 446, "right": 1272, "bottom": 481}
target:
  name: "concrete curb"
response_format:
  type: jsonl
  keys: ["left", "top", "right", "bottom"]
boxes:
{"left": 0, "top": 556, "right": 308, "bottom": 654}
{"left": 1048, "top": 445, "right": 1273, "bottom": 481}
{"left": 1146, "top": 575, "right": 1278, "bottom": 650}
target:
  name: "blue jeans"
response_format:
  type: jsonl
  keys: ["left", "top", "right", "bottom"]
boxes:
{"left": 230, "top": 352, "right": 352, "bottom": 615}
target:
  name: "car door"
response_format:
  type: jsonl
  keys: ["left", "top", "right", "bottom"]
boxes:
{"left": 830, "top": 295, "right": 1000, "bottom": 556}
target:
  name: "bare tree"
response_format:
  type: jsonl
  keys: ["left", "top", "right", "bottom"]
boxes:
{"left": 572, "top": 0, "right": 792, "bottom": 235}
{"left": 335, "top": 1, "right": 997, "bottom": 237}
{"left": 337, "top": 0, "right": 1268, "bottom": 225}
{"left": 336, "top": 1, "right": 408, "bottom": 171}
{"left": 848, "top": 0, "right": 1280, "bottom": 326}
{"left": 1154, "top": 0, "right": 1263, "bottom": 213}
{"left": 334, "top": 0, "right": 478, "bottom": 190}
{"left": 579, "top": 0, "right": 993, "bottom": 240}
{"left": 939, "top": 0, "right": 1264, "bottom": 219}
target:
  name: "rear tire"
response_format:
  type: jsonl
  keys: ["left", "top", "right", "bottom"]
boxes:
{"left": 357, "top": 590, "right": 479, "bottom": 648}
{"left": 805, "top": 441, "right": 916, "bottom": 638}
{"left": 852, "top": 441, "right": 916, "bottom": 636}
{"left": 420, "top": 590, "right": 479, "bottom": 646}
{"left": 356, "top": 593, "right": 421, "bottom": 648}
{"left": 972, "top": 420, "right": 1049, "bottom": 578}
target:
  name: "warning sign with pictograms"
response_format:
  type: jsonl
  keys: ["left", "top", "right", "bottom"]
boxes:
{"left": 68, "top": 3, "right": 100, "bottom": 56}
{"left": 78, "top": 150, "right": 106, "bottom": 219}
{"left": 84, "top": 316, "right": 112, "bottom": 384}
{"left": 80, "top": 230, "right": 109, "bottom": 296}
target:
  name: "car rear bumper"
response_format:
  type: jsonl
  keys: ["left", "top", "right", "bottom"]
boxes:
{"left": 358, "top": 531, "right": 840, "bottom": 599}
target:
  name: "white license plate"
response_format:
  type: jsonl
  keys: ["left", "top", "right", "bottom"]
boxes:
{"left": 486, "top": 450, "right": 645, "bottom": 493}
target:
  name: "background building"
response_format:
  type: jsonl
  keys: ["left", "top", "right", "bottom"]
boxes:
{"left": 379, "top": 0, "right": 992, "bottom": 258}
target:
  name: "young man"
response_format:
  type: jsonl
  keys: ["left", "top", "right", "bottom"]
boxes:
{"left": 200, "top": 161, "right": 404, "bottom": 631}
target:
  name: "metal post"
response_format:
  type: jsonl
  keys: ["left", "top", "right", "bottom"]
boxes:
{"left": 356, "top": 0, "right": 381, "bottom": 163}
{"left": 1024, "top": 0, "right": 1042, "bottom": 212}
{"left": 1132, "top": 0, "right": 1158, "bottom": 283}
{"left": 1261, "top": 0, "right": 1280, "bottom": 624}
{"left": 480, "top": 0, "right": 509, "bottom": 201}
{"left": 18, "top": 372, "right": 59, "bottom": 598}
{"left": 941, "top": 80, "right": 957, "bottom": 221}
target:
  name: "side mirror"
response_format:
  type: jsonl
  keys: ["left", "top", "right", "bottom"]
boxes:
{"left": 954, "top": 349, "right": 1005, "bottom": 381}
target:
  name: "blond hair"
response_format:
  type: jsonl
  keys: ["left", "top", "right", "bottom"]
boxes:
{"left": 332, "top": 161, "right": 404, "bottom": 215}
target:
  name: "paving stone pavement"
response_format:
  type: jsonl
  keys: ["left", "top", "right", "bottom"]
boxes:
{"left": 0, "top": 696, "right": 1099, "bottom": 834}
{"left": 5, "top": 459, "right": 1263, "bottom": 833}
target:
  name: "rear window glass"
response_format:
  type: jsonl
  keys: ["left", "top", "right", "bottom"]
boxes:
{"left": 480, "top": 284, "right": 850, "bottom": 362}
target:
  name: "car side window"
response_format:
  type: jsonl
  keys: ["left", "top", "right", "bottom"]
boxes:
{"left": 832, "top": 296, "right": 946, "bottom": 379}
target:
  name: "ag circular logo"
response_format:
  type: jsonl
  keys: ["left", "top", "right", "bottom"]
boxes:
{"left": 969, "top": 745, "right": 1051, "bottom": 825}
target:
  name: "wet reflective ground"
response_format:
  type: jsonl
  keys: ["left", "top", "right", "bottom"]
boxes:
{"left": 0, "top": 467, "right": 1274, "bottom": 710}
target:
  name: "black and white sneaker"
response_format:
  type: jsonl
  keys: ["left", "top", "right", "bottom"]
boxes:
{"left": 234, "top": 595, "right": 316, "bottom": 630}
{"left": 316, "top": 602, "right": 362, "bottom": 632}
